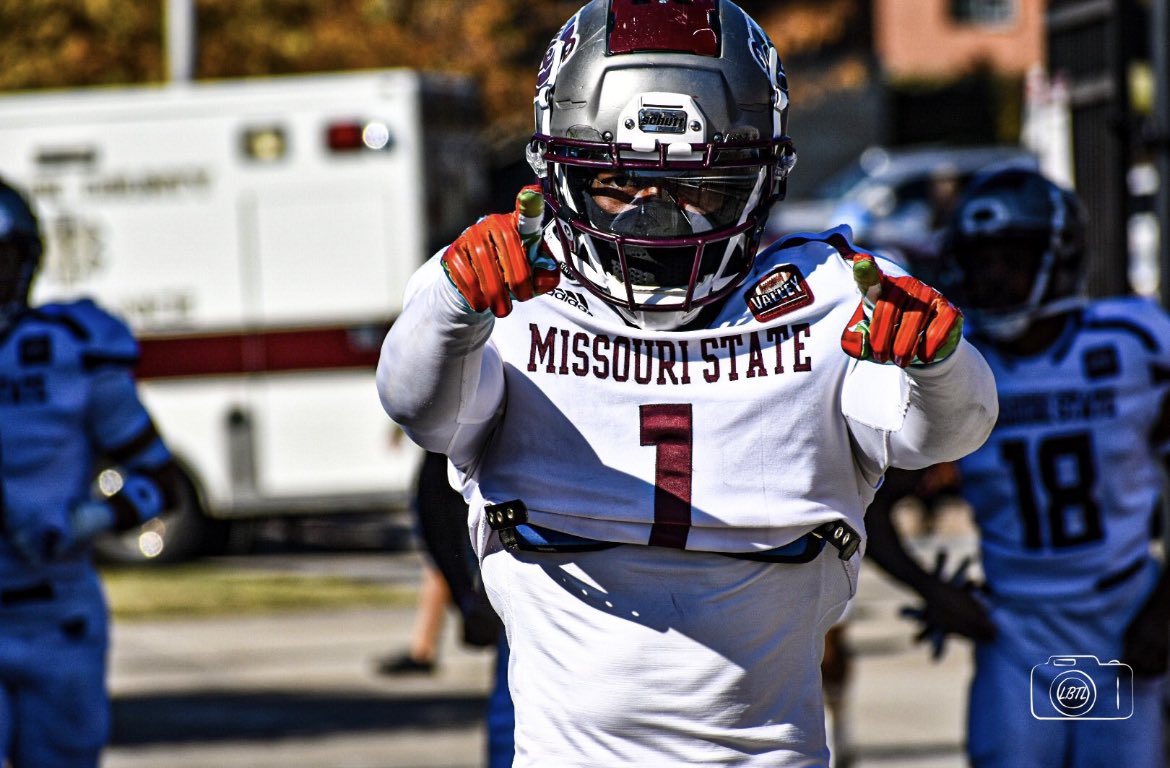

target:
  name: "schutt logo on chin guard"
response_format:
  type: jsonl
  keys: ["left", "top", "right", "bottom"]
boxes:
{"left": 638, "top": 109, "right": 688, "bottom": 134}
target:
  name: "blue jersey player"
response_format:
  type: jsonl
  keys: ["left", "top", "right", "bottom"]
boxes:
{"left": 866, "top": 167, "right": 1170, "bottom": 767}
{"left": 0, "top": 177, "right": 178, "bottom": 767}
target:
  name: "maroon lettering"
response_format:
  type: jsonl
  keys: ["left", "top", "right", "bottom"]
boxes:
{"left": 612, "top": 335, "right": 631, "bottom": 382}
{"left": 700, "top": 337, "right": 720, "bottom": 382}
{"left": 745, "top": 332, "right": 767, "bottom": 378}
{"left": 571, "top": 332, "right": 590, "bottom": 377}
{"left": 528, "top": 323, "right": 557, "bottom": 372}
{"left": 793, "top": 323, "right": 812, "bottom": 372}
{"left": 558, "top": 329, "right": 571, "bottom": 374}
{"left": 656, "top": 340, "right": 680, "bottom": 385}
{"left": 766, "top": 326, "right": 789, "bottom": 373}
{"left": 633, "top": 338, "right": 654, "bottom": 385}
{"left": 592, "top": 334, "right": 611, "bottom": 379}
{"left": 719, "top": 335, "right": 744, "bottom": 381}
{"left": 524, "top": 324, "right": 812, "bottom": 386}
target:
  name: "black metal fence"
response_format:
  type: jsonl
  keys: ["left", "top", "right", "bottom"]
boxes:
{"left": 1048, "top": 0, "right": 1170, "bottom": 304}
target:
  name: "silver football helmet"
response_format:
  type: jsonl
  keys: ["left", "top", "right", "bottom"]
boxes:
{"left": 527, "top": 0, "right": 796, "bottom": 329}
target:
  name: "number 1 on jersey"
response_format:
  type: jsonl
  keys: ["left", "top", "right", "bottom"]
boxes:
{"left": 640, "top": 404, "right": 693, "bottom": 549}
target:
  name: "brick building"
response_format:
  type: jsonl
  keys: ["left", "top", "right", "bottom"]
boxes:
{"left": 875, "top": 0, "right": 1046, "bottom": 79}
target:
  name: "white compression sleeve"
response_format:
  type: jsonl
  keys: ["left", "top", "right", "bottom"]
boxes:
{"left": 376, "top": 255, "right": 505, "bottom": 468}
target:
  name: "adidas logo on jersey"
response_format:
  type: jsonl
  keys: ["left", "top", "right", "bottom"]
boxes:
{"left": 745, "top": 264, "right": 813, "bottom": 322}
{"left": 551, "top": 286, "right": 592, "bottom": 315}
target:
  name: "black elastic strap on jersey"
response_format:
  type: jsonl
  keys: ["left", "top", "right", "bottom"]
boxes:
{"left": 809, "top": 520, "right": 862, "bottom": 560}
{"left": 484, "top": 499, "right": 861, "bottom": 562}
{"left": 82, "top": 351, "right": 139, "bottom": 370}
{"left": 1095, "top": 557, "right": 1148, "bottom": 592}
{"left": 106, "top": 421, "right": 162, "bottom": 463}
{"left": 723, "top": 535, "right": 825, "bottom": 563}
{"left": 726, "top": 520, "right": 861, "bottom": 563}
{"left": 485, "top": 500, "right": 619, "bottom": 554}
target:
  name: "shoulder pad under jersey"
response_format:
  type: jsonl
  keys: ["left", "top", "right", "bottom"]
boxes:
{"left": 1079, "top": 296, "right": 1170, "bottom": 357}
{"left": 767, "top": 224, "right": 908, "bottom": 276}
{"left": 37, "top": 298, "right": 140, "bottom": 367}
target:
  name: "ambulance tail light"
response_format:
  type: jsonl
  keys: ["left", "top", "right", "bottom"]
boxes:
{"left": 326, "top": 120, "right": 394, "bottom": 153}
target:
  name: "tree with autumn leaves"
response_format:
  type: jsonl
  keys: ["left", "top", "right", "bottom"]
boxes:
{"left": 0, "top": 0, "right": 869, "bottom": 148}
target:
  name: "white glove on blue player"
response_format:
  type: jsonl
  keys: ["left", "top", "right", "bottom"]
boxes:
{"left": 68, "top": 500, "right": 116, "bottom": 547}
{"left": 5, "top": 500, "right": 114, "bottom": 566}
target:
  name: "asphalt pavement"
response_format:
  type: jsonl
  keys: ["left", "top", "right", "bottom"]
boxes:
{"left": 102, "top": 514, "right": 979, "bottom": 768}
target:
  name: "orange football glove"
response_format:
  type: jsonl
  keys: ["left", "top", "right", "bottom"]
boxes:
{"left": 841, "top": 253, "right": 963, "bottom": 368}
{"left": 441, "top": 185, "right": 560, "bottom": 318}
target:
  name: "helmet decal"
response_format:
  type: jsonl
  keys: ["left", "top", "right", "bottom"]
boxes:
{"left": 535, "top": 11, "right": 581, "bottom": 90}
{"left": 607, "top": 0, "right": 719, "bottom": 57}
{"left": 959, "top": 197, "right": 1014, "bottom": 236}
{"left": 744, "top": 18, "right": 789, "bottom": 130}
{"left": 745, "top": 17, "right": 772, "bottom": 75}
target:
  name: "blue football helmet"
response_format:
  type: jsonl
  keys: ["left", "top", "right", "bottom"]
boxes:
{"left": 0, "top": 177, "right": 43, "bottom": 323}
{"left": 943, "top": 167, "right": 1085, "bottom": 341}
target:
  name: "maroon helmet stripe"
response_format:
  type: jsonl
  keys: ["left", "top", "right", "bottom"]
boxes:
{"left": 134, "top": 323, "right": 390, "bottom": 380}
{"left": 608, "top": 0, "right": 720, "bottom": 56}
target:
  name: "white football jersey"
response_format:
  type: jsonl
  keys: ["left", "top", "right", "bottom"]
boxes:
{"left": 448, "top": 227, "right": 991, "bottom": 553}
{"left": 959, "top": 297, "right": 1170, "bottom": 597}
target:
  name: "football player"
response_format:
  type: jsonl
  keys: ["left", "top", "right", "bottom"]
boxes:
{"left": 866, "top": 166, "right": 1170, "bottom": 767}
{"left": 376, "top": 1, "right": 998, "bottom": 764}
{"left": 0, "top": 176, "right": 178, "bottom": 768}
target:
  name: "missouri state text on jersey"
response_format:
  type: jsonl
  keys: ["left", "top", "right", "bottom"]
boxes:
{"left": 996, "top": 386, "right": 1117, "bottom": 427}
{"left": 525, "top": 321, "right": 813, "bottom": 385}
{"left": 465, "top": 232, "right": 920, "bottom": 553}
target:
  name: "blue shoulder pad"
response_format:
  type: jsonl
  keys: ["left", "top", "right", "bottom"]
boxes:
{"left": 40, "top": 299, "right": 140, "bottom": 367}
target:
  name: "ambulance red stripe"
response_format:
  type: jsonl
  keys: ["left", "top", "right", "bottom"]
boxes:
{"left": 134, "top": 322, "right": 391, "bottom": 380}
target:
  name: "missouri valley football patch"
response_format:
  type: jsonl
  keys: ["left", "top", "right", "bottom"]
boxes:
{"left": 745, "top": 264, "right": 813, "bottom": 322}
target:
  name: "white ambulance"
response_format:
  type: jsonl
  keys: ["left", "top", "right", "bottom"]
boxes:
{"left": 0, "top": 69, "right": 488, "bottom": 560}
